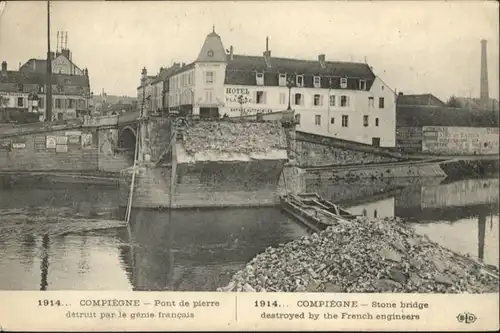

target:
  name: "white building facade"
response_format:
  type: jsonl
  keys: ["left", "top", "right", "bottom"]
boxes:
{"left": 167, "top": 29, "right": 396, "bottom": 147}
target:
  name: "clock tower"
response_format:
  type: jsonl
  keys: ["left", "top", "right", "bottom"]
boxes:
{"left": 193, "top": 26, "right": 228, "bottom": 119}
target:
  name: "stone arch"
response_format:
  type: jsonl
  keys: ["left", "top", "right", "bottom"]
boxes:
{"left": 118, "top": 126, "right": 137, "bottom": 161}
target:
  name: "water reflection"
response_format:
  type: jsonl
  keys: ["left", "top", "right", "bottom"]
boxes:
{"left": 119, "top": 207, "right": 308, "bottom": 291}
{"left": 0, "top": 176, "right": 498, "bottom": 290}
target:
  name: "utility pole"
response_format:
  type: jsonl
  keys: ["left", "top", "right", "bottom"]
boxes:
{"left": 45, "top": 0, "right": 53, "bottom": 122}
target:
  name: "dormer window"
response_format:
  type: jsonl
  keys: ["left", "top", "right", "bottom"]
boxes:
{"left": 296, "top": 75, "right": 304, "bottom": 87}
{"left": 256, "top": 72, "right": 264, "bottom": 86}
{"left": 359, "top": 79, "right": 366, "bottom": 90}
{"left": 340, "top": 78, "right": 348, "bottom": 89}
{"left": 313, "top": 76, "right": 321, "bottom": 88}
{"left": 279, "top": 74, "right": 286, "bottom": 86}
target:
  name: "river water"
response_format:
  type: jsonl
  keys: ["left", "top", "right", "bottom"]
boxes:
{"left": 0, "top": 176, "right": 498, "bottom": 291}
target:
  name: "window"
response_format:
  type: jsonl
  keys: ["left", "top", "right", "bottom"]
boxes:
{"left": 379, "top": 97, "right": 385, "bottom": 108}
{"left": 205, "top": 91, "right": 212, "bottom": 102}
{"left": 375, "top": 118, "right": 379, "bottom": 127}
{"left": 205, "top": 71, "right": 214, "bottom": 84}
{"left": 296, "top": 75, "right": 304, "bottom": 87}
{"left": 279, "top": 92, "right": 286, "bottom": 104}
{"left": 340, "top": 95, "right": 349, "bottom": 107}
{"left": 359, "top": 79, "right": 366, "bottom": 90}
{"left": 38, "top": 97, "right": 44, "bottom": 109}
{"left": 313, "top": 76, "right": 321, "bottom": 88}
{"left": 330, "top": 117, "right": 335, "bottom": 124}
{"left": 55, "top": 98, "right": 61, "bottom": 109}
{"left": 315, "top": 115, "right": 321, "bottom": 126}
{"left": 368, "top": 97, "right": 374, "bottom": 107}
{"left": 279, "top": 74, "right": 286, "bottom": 86}
{"left": 256, "top": 91, "right": 266, "bottom": 104}
{"left": 342, "top": 115, "right": 349, "bottom": 127}
{"left": 363, "top": 115, "right": 369, "bottom": 127}
{"left": 68, "top": 99, "right": 74, "bottom": 108}
{"left": 340, "top": 77, "right": 347, "bottom": 89}
{"left": 256, "top": 73, "right": 264, "bottom": 86}
{"left": 17, "top": 97, "right": 23, "bottom": 107}
{"left": 294, "top": 114, "right": 301, "bottom": 124}
{"left": 294, "top": 93, "right": 302, "bottom": 105}
{"left": 313, "top": 94, "right": 322, "bottom": 106}
{"left": 329, "top": 95, "right": 336, "bottom": 107}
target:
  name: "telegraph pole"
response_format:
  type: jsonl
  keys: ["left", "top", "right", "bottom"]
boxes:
{"left": 45, "top": 0, "right": 53, "bottom": 122}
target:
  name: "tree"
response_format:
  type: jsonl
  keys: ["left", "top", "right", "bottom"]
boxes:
{"left": 446, "top": 95, "right": 461, "bottom": 108}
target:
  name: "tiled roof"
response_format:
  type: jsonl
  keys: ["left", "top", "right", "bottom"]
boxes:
{"left": 396, "top": 94, "right": 445, "bottom": 107}
{"left": 396, "top": 105, "right": 499, "bottom": 127}
{"left": 20, "top": 57, "right": 83, "bottom": 74}
{"left": 0, "top": 70, "right": 90, "bottom": 95}
{"left": 150, "top": 64, "right": 183, "bottom": 84}
{"left": 224, "top": 55, "right": 376, "bottom": 89}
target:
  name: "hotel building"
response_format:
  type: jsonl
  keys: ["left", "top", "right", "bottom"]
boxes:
{"left": 167, "top": 28, "right": 396, "bottom": 147}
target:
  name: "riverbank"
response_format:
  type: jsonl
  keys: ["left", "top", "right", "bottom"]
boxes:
{"left": 217, "top": 216, "right": 499, "bottom": 293}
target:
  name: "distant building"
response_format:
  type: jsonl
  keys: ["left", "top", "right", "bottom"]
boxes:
{"left": 148, "top": 63, "right": 182, "bottom": 114}
{"left": 166, "top": 28, "right": 397, "bottom": 147}
{"left": 19, "top": 48, "right": 86, "bottom": 77}
{"left": 92, "top": 90, "right": 137, "bottom": 116}
{"left": 396, "top": 93, "right": 446, "bottom": 107}
{"left": 453, "top": 97, "right": 499, "bottom": 112}
{"left": 0, "top": 60, "right": 91, "bottom": 122}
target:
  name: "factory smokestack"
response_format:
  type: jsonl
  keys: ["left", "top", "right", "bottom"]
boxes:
{"left": 480, "top": 39, "right": 489, "bottom": 106}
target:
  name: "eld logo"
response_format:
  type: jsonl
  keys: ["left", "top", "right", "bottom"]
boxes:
{"left": 456, "top": 312, "right": 477, "bottom": 324}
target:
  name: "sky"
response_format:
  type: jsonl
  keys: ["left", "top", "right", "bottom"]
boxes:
{"left": 0, "top": 0, "right": 498, "bottom": 102}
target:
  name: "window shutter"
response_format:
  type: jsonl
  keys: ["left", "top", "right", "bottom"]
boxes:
{"left": 263, "top": 91, "right": 267, "bottom": 104}
{"left": 320, "top": 95, "right": 324, "bottom": 106}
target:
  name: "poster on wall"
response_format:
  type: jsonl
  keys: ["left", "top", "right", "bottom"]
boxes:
{"left": 46, "top": 136, "right": 57, "bottom": 149}
{"left": 56, "top": 136, "right": 68, "bottom": 145}
{"left": 56, "top": 144, "right": 68, "bottom": 153}
{"left": 81, "top": 133, "right": 93, "bottom": 149}
{"left": 34, "top": 136, "right": 46, "bottom": 151}
{"left": 68, "top": 135, "right": 81, "bottom": 145}
{"left": 11, "top": 143, "right": 26, "bottom": 149}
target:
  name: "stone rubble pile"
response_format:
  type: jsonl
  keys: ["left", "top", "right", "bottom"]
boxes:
{"left": 182, "top": 122, "right": 284, "bottom": 155}
{"left": 218, "top": 217, "right": 499, "bottom": 293}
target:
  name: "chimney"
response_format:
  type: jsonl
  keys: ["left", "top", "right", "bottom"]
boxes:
{"left": 480, "top": 39, "right": 489, "bottom": 105}
{"left": 229, "top": 45, "right": 234, "bottom": 61}
{"left": 318, "top": 54, "right": 326, "bottom": 68}
{"left": 263, "top": 36, "right": 271, "bottom": 68}
{"left": 61, "top": 49, "right": 71, "bottom": 61}
{"left": 1, "top": 61, "right": 6, "bottom": 72}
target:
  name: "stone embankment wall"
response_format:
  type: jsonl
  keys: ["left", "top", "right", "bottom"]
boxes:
{"left": 0, "top": 126, "right": 130, "bottom": 173}
{"left": 121, "top": 120, "right": 293, "bottom": 209}
{"left": 294, "top": 131, "right": 406, "bottom": 167}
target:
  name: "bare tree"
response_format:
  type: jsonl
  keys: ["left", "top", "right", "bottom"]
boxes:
{"left": 446, "top": 95, "right": 461, "bottom": 108}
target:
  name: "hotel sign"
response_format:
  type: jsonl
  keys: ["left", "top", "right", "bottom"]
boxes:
{"left": 225, "top": 87, "right": 253, "bottom": 103}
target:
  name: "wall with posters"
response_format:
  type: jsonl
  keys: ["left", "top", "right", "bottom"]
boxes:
{"left": 0, "top": 127, "right": 131, "bottom": 172}
{"left": 421, "top": 126, "right": 499, "bottom": 155}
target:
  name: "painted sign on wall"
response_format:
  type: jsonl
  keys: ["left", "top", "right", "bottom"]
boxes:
{"left": 422, "top": 126, "right": 499, "bottom": 155}
{"left": 46, "top": 136, "right": 57, "bottom": 149}
{"left": 82, "top": 133, "right": 93, "bottom": 149}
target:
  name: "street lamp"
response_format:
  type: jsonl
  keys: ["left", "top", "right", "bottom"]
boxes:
{"left": 286, "top": 75, "right": 295, "bottom": 111}
{"left": 237, "top": 94, "right": 248, "bottom": 118}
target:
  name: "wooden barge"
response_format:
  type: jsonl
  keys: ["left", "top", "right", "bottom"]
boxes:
{"left": 279, "top": 193, "right": 358, "bottom": 233}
